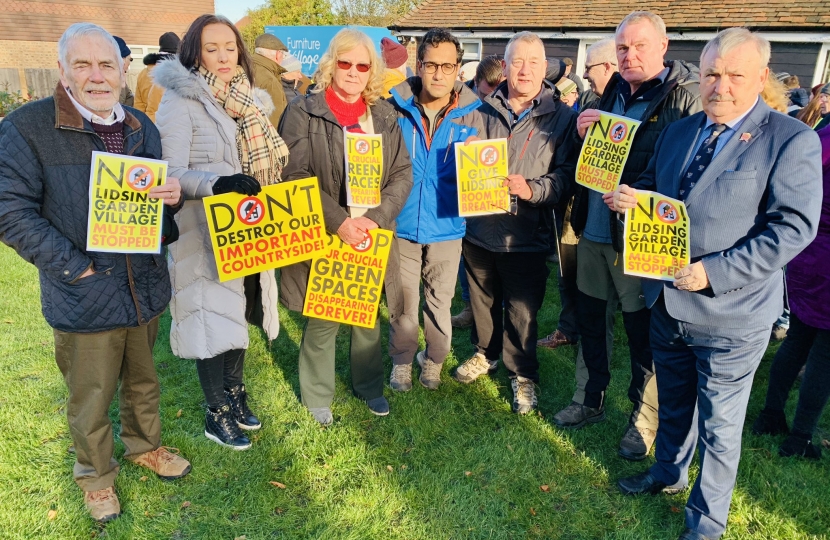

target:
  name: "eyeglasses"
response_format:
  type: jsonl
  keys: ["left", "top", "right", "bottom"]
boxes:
{"left": 584, "top": 61, "right": 615, "bottom": 72}
{"left": 420, "top": 61, "right": 458, "bottom": 75}
{"left": 336, "top": 60, "right": 371, "bottom": 72}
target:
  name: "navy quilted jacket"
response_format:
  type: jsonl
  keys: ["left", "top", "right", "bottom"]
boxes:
{"left": 0, "top": 84, "right": 171, "bottom": 332}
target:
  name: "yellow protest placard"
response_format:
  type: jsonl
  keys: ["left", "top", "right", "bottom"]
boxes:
{"left": 455, "top": 138, "right": 511, "bottom": 216}
{"left": 203, "top": 177, "right": 327, "bottom": 282}
{"left": 344, "top": 131, "right": 383, "bottom": 208}
{"left": 86, "top": 151, "right": 167, "bottom": 254}
{"left": 576, "top": 112, "right": 641, "bottom": 193}
{"left": 623, "top": 190, "right": 690, "bottom": 281}
{"left": 303, "top": 229, "right": 393, "bottom": 329}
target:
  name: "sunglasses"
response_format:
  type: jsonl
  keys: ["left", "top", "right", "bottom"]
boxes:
{"left": 336, "top": 60, "right": 371, "bottom": 73}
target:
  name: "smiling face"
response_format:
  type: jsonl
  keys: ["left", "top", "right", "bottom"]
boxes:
{"left": 503, "top": 39, "right": 547, "bottom": 100}
{"left": 615, "top": 19, "right": 668, "bottom": 91}
{"left": 58, "top": 34, "right": 123, "bottom": 116}
{"left": 700, "top": 41, "right": 768, "bottom": 124}
{"left": 200, "top": 23, "right": 239, "bottom": 83}
{"left": 331, "top": 45, "right": 372, "bottom": 101}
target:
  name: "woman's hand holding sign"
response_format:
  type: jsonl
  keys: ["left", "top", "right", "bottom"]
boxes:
{"left": 604, "top": 184, "right": 638, "bottom": 213}
{"left": 148, "top": 176, "right": 182, "bottom": 206}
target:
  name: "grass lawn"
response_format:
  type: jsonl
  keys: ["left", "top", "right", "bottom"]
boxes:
{"left": 0, "top": 244, "right": 828, "bottom": 540}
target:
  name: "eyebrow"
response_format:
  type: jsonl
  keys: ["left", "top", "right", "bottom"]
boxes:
{"left": 203, "top": 41, "right": 237, "bottom": 46}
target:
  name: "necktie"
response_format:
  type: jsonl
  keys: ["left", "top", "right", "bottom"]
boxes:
{"left": 679, "top": 123, "right": 727, "bottom": 201}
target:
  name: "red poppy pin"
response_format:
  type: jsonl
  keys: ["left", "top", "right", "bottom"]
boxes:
{"left": 739, "top": 132, "right": 751, "bottom": 142}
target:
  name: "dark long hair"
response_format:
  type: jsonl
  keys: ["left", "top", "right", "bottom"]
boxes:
{"left": 178, "top": 14, "right": 254, "bottom": 85}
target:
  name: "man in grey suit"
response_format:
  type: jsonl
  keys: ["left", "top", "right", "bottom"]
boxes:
{"left": 608, "top": 28, "right": 822, "bottom": 540}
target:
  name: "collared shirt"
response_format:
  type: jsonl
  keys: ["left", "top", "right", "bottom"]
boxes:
{"left": 494, "top": 85, "right": 542, "bottom": 126}
{"left": 681, "top": 96, "right": 759, "bottom": 174}
{"left": 64, "top": 86, "right": 126, "bottom": 126}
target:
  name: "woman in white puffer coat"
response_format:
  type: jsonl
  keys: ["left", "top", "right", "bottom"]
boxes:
{"left": 153, "top": 14, "right": 288, "bottom": 450}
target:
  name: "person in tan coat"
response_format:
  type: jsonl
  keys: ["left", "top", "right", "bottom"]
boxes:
{"left": 252, "top": 33, "right": 289, "bottom": 126}
{"left": 135, "top": 31, "right": 180, "bottom": 122}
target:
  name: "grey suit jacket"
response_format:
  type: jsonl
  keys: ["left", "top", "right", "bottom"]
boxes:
{"left": 633, "top": 101, "right": 822, "bottom": 328}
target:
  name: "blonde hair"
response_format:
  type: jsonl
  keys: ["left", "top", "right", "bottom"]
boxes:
{"left": 312, "top": 28, "right": 385, "bottom": 106}
{"left": 761, "top": 76, "right": 788, "bottom": 113}
{"left": 796, "top": 93, "right": 824, "bottom": 127}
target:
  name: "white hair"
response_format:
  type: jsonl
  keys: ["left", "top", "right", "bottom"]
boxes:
{"left": 701, "top": 27, "right": 771, "bottom": 68}
{"left": 58, "top": 23, "right": 123, "bottom": 70}
{"left": 505, "top": 31, "right": 545, "bottom": 62}
{"left": 616, "top": 11, "right": 667, "bottom": 38}
{"left": 586, "top": 37, "right": 617, "bottom": 65}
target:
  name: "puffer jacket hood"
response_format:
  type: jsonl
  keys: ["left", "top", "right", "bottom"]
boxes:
{"left": 388, "top": 77, "right": 483, "bottom": 244}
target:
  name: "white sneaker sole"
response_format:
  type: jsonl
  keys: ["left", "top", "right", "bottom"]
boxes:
{"left": 204, "top": 430, "right": 251, "bottom": 450}
{"left": 237, "top": 421, "right": 261, "bottom": 431}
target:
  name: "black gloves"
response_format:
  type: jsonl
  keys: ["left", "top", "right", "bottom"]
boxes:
{"left": 212, "top": 174, "right": 262, "bottom": 196}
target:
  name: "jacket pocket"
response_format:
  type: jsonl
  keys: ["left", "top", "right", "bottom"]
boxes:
{"left": 717, "top": 170, "right": 757, "bottom": 181}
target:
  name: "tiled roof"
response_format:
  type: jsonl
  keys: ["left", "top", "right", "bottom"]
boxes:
{"left": 393, "top": 0, "right": 830, "bottom": 30}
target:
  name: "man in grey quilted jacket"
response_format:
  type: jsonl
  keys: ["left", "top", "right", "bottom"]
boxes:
{"left": 0, "top": 23, "right": 190, "bottom": 523}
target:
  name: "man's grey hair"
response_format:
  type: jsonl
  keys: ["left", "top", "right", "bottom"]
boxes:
{"left": 701, "top": 27, "right": 771, "bottom": 68}
{"left": 586, "top": 37, "right": 617, "bottom": 65}
{"left": 616, "top": 11, "right": 667, "bottom": 38}
{"left": 58, "top": 23, "right": 123, "bottom": 70}
{"left": 505, "top": 31, "right": 545, "bottom": 61}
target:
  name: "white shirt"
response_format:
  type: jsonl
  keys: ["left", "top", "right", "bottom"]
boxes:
{"left": 64, "top": 86, "right": 126, "bottom": 126}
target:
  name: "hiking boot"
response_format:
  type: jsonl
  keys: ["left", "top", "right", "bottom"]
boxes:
{"left": 205, "top": 404, "right": 251, "bottom": 450}
{"left": 552, "top": 401, "right": 606, "bottom": 429}
{"left": 225, "top": 384, "right": 261, "bottom": 431}
{"left": 453, "top": 353, "right": 497, "bottom": 384}
{"left": 511, "top": 376, "right": 538, "bottom": 414}
{"left": 129, "top": 446, "right": 191, "bottom": 480}
{"left": 537, "top": 329, "right": 577, "bottom": 350}
{"left": 619, "top": 423, "right": 657, "bottom": 461}
{"left": 752, "top": 408, "right": 789, "bottom": 436}
{"left": 309, "top": 407, "right": 333, "bottom": 426}
{"left": 366, "top": 396, "right": 389, "bottom": 416}
{"left": 779, "top": 434, "right": 822, "bottom": 459}
{"left": 84, "top": 486, "right": 121, "bottom": 523}
{"left": 416, "top": 350, "right": 442, "bottom": 390}
{"left": 389, "top": 363, "right": 413, "bottom": 392}
{"left": 451, "top": 302, "right": 474, "bottom": 328}
{"left": 770, "top": 324, "right": 788, "bottom": 341}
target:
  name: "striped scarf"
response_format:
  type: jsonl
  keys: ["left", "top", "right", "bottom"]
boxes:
{"left": 200, "top": 65, "right": 289, "bottom": 185}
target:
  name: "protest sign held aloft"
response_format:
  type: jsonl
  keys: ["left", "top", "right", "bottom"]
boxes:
{"left": 86, "top": 151, "right": 167, "bottom": 254}
{"left": 345, "top": 131, "right": 383, "bottom": 208}
{"left": 576, "top": 112, "right": 641, "bottom": 194}
{"left": 303, "top": 229, "right": 393, "bottom": 329}
{"left": 203, "top": 177, "right": 326, "bottom": 282}
{"left": 623, "top": 190, "right": 690, "bottom": 281}
{"left": 456, "top": 138, "right": 512, "bottom": 216}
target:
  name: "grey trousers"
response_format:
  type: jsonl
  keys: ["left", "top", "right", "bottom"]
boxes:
{"left": 389, "top": 238, "right": 462, "bottom": 365}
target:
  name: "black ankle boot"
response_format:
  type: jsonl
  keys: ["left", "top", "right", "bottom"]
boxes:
{"left": 205, "top": 404, "right": 251, "bottom": 450}
{"left": 779, "top": 433, "right": 822, "bottom": 460}
{"left": 225, "top": 384, "right": 261, "bottom": 431}
{"left": 751, "top": 409, "right": 789, "bottom": 436}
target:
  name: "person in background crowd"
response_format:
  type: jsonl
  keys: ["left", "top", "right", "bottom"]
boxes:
{"left": 112, "top": 36, "right": 134, "bottom": 107}
{"left": 134, "top": 31, "right": 180, "bottom": 122}
{"left": 154, "top": 14, "right": 288, "bottom": 450}
{"left": 252, "top": 33, "right": 290, "bottom": 127}
{"left": 796, "top": 82, "right": 830, "bottom": 130}
{"left": 280, "top": 53, "right": 311, "bottom": 102}
{"left": 752, "top": 125, "right": 830, "bottom": 460}
{"left": 451, "top": 54, "right": 505, "bottom": 330}
{"left": 560, "top": 11, "right": 701, "bottom": 462}
{"left": 780, "top": 73, "right": 810, "bottom": 109}
{"left": 452, "top": 32, "right": 577, "bottom": 415}
{"left": 387, "top": 28, "right": 482, "bottom": 391}
{"left": 556, "top": 77, "right": 579, "bottom": 108}
{"left": 381, "top": 36, "right": 408, "bottom": 97}
{"left": 0, "top": 22, "right": 190, "bottom": 523}
{"left": 578, "top": 37, "right": 616, "bottom": 109}
{"left": 458, "top": 61, "right": 479, "bottom": 83}
{"left": 562, "top": 57, "right": 585, "bottom": 93}
{"left": 612, "top": 27, "right": 822, "bottom": 540}
{"left": 278, "top": 28, "right": 412, "bottom": 425}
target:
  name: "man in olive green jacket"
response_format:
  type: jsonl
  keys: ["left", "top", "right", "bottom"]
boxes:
{"left": 252, "top": 33, "right": 289, "bottom": 127}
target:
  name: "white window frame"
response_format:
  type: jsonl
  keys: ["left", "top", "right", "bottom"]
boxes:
{"left": 459, "top": 39, "right": 483, "bottom": 62}
{"left": 812, "top": 43, "right": 830, "bottom": 87}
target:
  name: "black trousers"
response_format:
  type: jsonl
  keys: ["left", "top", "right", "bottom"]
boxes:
{"left": 195, "top": 349, "right": 245, "bottom": 409}
{"left": 463, "top": 240, "right": 549, "bottom": 382}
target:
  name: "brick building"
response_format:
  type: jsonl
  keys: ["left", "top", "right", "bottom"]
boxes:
{"left": 0, "top": 0, "right": 214, "bottom": 98}
{"left": 391, "top": 0, "right": 830, "bottom": 90}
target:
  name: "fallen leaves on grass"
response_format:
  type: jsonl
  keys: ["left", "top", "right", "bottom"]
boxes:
{"left": 464, "top": 471, "right": 472, "bottom": 477}
{"left": 540, "top": 485, "right": 550, "bottom": 492}
{"left": 269, "top": 481, "right": 286, "bottom": 489}
{"left": 140, "top": 476, "right": 148, "bottom": 482}
{"left": 386, "top": 465, "right": 394, "bottom": 472}
{"left": 529, "top": 507, "right": 537, "bottom": 516}
{"left": 176, "top": 409, "right": 183, "bottom": 418}
{"left": 180, "top": 501, "right": 191, "bottom": 509}
{"left": 234, "top": 536, "right": 246, "bottom": 540}
{"left": 671, "top": 506, "right": 681, "bottom": 513}
{"left": 47, "top": 509, "right": 57, "bottom": 520}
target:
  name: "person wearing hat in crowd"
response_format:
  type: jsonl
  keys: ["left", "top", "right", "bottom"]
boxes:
{"left": 252, "top": 33, "right": 289, "bottom": 127}
{"left": 135, "top": 31, "right": 180, "bottom": 122}
{"left": 562, "top": 57, "right": 585, "bottom": 94}
{"left": 280, "top": 52, "right": 311, "bottom": 104}
{"left": 556, "top": 77, "right": 579, "bottom": 109}
{"left": 381, "top": 36, "right": 409, "bottom": 97}
{"left": 112, "top": 36, "right": 134, "bottom": 107}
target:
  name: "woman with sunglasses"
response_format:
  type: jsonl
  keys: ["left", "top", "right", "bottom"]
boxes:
{"left": 278, "top": 28, "right": 412, "bottom": 425}
{"left": 153, "top": 14, "right": 288, "bottom": 449}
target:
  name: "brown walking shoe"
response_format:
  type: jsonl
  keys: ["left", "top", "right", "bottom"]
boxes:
{"left": 129, "top": 446, "right": 192, "bottom": 480}
{"left": 537, "top": 329, "right": 577, "bottom": 349}
{"left": 451, "top": 301, "right": 474, "bottom": 328}
{"left": 84, "top": 486, "right": 121, "bottom": 523}
{"left": 618, "top": 424, "right": 657, "bottom": 461}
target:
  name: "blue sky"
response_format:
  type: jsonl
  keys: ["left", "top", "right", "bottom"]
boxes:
{"left": 214, "top": 0, "right": 266, "bottom": 23}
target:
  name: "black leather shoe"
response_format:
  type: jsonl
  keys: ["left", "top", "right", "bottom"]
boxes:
{"left": 618, "top": 471, "right": 686, "bottom": 496}
{"left": 205, "top": 404, "right": 251, "bottom": 450}
{"left": 225, "top": 384, "right": 261, "bottom": 431}
{"left": 678, "top": 528, "right": 713, "bottom": 540}
{"left": 751, "top": 408, "right": 789, "bottom": 436}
